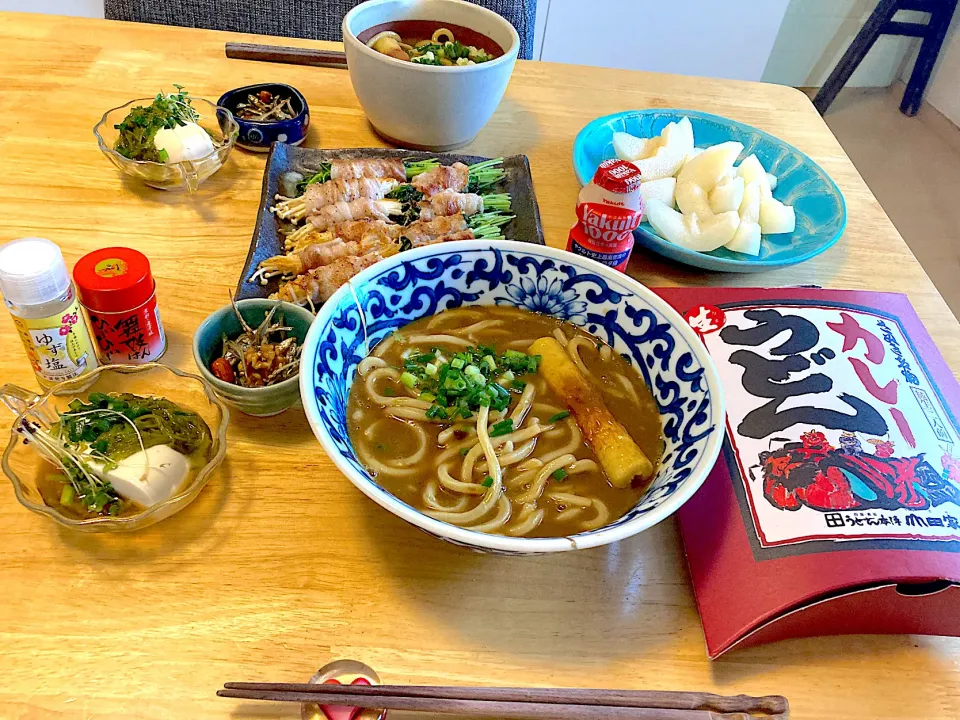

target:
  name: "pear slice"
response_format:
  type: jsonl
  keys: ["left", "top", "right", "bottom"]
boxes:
{"left": 709, "top": 175, "right": 745, "bottom": 214}
{"left": 767, "top": 172, "right": 778, "bottom": 191}
{"left": 686, "top": 211, "right": 741, "bottom": 251}
{"left": 660, "top": 117, "right": 695, "bottom": 157}
{"left": 675, "top": 178, "right": 713, "bottom": 217}
{"left": 684, "top": 147, "right": 704, "bottom": 165}
{"left": 759, "top": 197, "right": 796, "bottom": 234}
{"left": 639, "top": 177, "right": 677, "bottom": 213}
{"left": 736, "top": 154, "right": 772, "bottom": 199}
{"left": 739, "top": 182, "right": 762, "bottom": 224}
{"left": 638, "top": 137, "right": 662, "bottom": 160}
{"left": 677, "top": 141, "right": 744, "bottom": 192}
{"left": 646, "top": 200, "right": 740, "bottom": 252}
{"left": 613, "top": 132, "right": 653, "bottom": 162}
{"left": 645, "top": 199, "right": 688, "bottom": 245}
{"left": 726, "top": 220, "right": 762, "bottom": 255}
{"left": 631, "top": 150, "right": 686, "bottom": 181}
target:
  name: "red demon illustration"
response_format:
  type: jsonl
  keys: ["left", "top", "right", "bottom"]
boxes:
{"left": 757, "top": 430, "right": 960, "bottom": 512}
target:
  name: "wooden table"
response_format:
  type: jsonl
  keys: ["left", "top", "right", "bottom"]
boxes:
{"left": 1, "top": 11, "right": 958, "bottom": 720}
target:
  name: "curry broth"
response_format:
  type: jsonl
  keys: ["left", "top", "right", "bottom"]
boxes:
{"left": 347, "top": 306, "right": 664, "bottom": 537}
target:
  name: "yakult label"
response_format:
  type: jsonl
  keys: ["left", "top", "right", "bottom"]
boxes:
{"left": 567, "top": 160, "right": 645, "bottom": 272}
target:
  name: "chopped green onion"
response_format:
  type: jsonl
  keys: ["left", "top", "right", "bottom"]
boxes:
{"left": 382, "top": 387, "right": 396, "bottom": 397}
{"left": 482, "top": 476, "right": 494, "bottom": 488}
{"left": 551, "top": 468, "right": 568, "bottom": 482}
{"left": 489, "top": 419, "right": 514, "bottom": 437}
{"left": 392, "top": 342, "right": 542, "bottom": 424}
{"left": 425, "top": 404, "right": 449, "bottom": 420}
{"left": 459, "top": 447, "right": 470, "bottom": 457}
{"left": 548, "top": 410, "right": 571, "bottom": 423}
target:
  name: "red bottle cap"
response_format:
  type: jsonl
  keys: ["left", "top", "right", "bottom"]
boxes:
{"left": 592, "top": 159, "right": 643, "bottom": 194}
{"left": 73, "top": 247, "right": 155, "bottom": 313}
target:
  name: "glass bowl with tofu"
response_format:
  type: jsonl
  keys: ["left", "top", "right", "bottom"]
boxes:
{"left": 1, "top": 363, "right": 229, "bottom": 532}
{"left": 94, "top": 96, "right": 239, "bottom": 192}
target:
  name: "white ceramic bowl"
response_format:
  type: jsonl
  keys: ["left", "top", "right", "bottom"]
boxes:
{"left": 342, "top": 0, "right": 520, "bottom": 150}
{"left": 300, "top": 241, "right": 726, "bottom": 554}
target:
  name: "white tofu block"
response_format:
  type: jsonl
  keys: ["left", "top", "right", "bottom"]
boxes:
{"left": 89, "top": 445, "right": 189, "bottom": 508}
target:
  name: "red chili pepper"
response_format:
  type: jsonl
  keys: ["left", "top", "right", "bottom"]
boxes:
{"left": 211, "top": 357, "right": 236, "bottom": 384}
{"left": 257, "top": 90, "right": 273, "bottom": 103}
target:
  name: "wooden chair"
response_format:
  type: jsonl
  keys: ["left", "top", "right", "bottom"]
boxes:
{"left": 813, "top": 0, "right": 959, "bottom": 116}
{"left": 104, "top": 0, "right": 537, "bottom": 60}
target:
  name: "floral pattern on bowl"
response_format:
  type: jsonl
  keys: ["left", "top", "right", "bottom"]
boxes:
{"left": 300, "top": 240, "right": 726, "bottom": 554}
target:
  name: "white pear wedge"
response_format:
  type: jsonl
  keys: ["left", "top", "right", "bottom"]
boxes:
{"left": 631, "top": 149, "right": 686, "bottom": 181}
{"left": 677, "top": 141, "right": 744, "bottom": 192}
{"left": 684, "top": 147, "right": 704, "bottom": 165}
{"left": 613, "top": 132, "right": 653, "bottom": 162}
{"left": 759, "top": 197, "right": 796, "bottom": 234}
{"left": 688, "top": 211, "right": 741, "bottom": 251}
{"left": 739, "top": 182, "right": 762, "bottom": 224}
{"left": 737, "top": 154, "right": 772, "bottom": 199}
{"left": 645, "top": 199, "right": 688, "bottom": 245}
{"left": 726, "top": 220, "right": 762, "bottom": 255}
{"left": 675, "top": 178, "right": 713, "bottom": 217}
{"left": 639, "top": 177, "right": 677, "bottom": 213}
{"left": 647, "top": 200, "right": 740, "bottom": 252}
{"left": 660, "top": 117, "right": 695, "bottom": 156}
{"left": 709, "top": 175, "right": 745, "bottom": 214}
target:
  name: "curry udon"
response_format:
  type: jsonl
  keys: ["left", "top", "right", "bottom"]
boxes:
{"left": 346, "top": 306, "right": 663, "bottom": 537}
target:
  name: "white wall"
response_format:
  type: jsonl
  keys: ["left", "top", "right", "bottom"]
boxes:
{"left": 0, "top": 0, "right": 102, "bottom": 15}
{"left": 538, "top": 0, "right": 790, "bottom": 82}
{"left": 763, "top": 0, "right": 922, "bottom": 87}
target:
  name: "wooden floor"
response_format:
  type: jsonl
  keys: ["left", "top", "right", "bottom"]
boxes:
{"left": 813, "top": 85, "right": 960, "bottom": 319}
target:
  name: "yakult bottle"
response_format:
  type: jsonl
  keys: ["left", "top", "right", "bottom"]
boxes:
{"left": 566, "top": 159, "right": 645, "bottom": 272}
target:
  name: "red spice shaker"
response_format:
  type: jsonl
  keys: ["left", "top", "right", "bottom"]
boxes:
{"left": 73, "top": 247, "right": 167, "bottom": 364}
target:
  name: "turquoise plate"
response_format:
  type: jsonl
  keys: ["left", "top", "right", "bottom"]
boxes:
{"left": 572, "top": 109, "right": 847, "bottom": 272}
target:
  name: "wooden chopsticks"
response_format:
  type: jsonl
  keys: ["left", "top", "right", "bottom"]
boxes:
{"left": 217, "top": 682, "right": 789, "bottom": 719}
{"left": 225, "top": 42, "right": 348, "bottom": 69}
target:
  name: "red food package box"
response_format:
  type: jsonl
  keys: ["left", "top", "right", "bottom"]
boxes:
{"left": 653, "top": 287, "right": 960, "bottom": 658}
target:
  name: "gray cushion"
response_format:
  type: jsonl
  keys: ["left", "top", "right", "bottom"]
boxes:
{"left": 105, "top": 0, "right": 535, "bottom": 59}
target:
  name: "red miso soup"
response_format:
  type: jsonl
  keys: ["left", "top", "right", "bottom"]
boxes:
{"left": 357, "top": 20, "right": 503, "bottom": 66}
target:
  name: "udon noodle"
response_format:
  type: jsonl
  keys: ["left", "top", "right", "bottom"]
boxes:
{"left": 347, "top": 306, "right": 663, "bottom": 537}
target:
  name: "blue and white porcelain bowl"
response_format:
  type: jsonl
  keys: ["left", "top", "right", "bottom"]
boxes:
{"left": 217, "top": 83, "right": 309, "bottom": 152}
{"left": 300, "top": 241, "right": 726, "bottom": 554}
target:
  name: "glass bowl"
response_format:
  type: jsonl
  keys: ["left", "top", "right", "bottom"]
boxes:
{"left": 1, "top": 363, "right": 229, "bottom": 532}
{"left": 93, "top": 97, "right": 239, "bottom": 192}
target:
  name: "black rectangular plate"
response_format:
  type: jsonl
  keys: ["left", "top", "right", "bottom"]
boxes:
{"left": 235, "top": 144, "right": 545, "bottom": 300}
